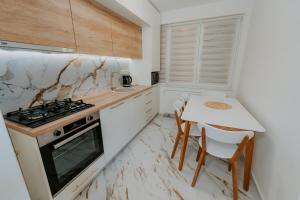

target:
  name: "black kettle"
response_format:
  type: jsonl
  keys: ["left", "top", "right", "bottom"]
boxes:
{"left": 122, "top": 75, "right": 132, "bottom": 87}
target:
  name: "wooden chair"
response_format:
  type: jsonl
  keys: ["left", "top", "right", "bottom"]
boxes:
{"left": 170, "top": 100, "right": 201, "bottom": 159}
{"left": 191, "top": 123, "right": 254, "bottom": 200}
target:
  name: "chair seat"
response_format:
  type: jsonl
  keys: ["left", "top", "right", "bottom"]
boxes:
{"left": 181, "top": 123, "right": 202, "bottom": 137}
{"left": 199, "top": 137, "right": 237, "bottom": 159}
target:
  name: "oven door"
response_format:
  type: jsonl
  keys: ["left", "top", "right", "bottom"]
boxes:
{"left": 39, "top": 120, "right": 104, "bottom": 196}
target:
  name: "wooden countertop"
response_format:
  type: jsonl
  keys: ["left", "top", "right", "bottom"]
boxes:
{"left": 5, "top": 85, "right": 151, "bottom": 137}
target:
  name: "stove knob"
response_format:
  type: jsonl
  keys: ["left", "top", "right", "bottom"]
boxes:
{"left": 88, "top": 116, "right": 94, "bottom": 121}
{"left": 53, "top": 130, "right": 62, "bottom": 137}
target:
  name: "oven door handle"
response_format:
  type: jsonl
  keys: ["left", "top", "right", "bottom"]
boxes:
{"left": 53, "top": 122, "right": 100, "bottom": 149}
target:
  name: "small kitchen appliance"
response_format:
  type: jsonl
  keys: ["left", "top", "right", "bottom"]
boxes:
{"left": 122, "top": 75, "right": 132, "bottom": 87}
{"left": 151, "top": 71, "right": 159, "bottom": 85}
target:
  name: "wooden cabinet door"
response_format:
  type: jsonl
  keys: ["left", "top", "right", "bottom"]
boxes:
{"left": 132, "top": 26, "right": 143, "bottom": 59}
{"left": 70, "top": 0, "right": 113, "bottom": 55}
{"left": 0, "top": 0, "right": 76, "bottom": 49}
{"left": 112, "top": 18, "right": 142, "bottom": 58}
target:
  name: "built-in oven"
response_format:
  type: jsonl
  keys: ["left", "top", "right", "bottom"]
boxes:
{"left": 37, "top": 112, "right": 104, "bottom": 196}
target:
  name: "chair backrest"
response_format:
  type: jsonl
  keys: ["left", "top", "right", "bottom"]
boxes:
{"left": 179, "top": 93, "right": 190, "bottom": 104}
{"left": 173, "top": 100, "right": 185, "bottom": 132}
{"left": 201, "top": 90, "right": 227, "bottom": 98}
{"left": 198, "top": 123, "right": 254, "bottom": 144}
{"left": 173, "top": 99, "right": 185, "bottom": 117}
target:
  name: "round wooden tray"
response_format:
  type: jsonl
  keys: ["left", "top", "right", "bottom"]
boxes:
{"left": 204, "top": 101, "right": 232, "bottom": 110}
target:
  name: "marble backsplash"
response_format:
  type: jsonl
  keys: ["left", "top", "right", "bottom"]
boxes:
{"left": 0, "top": 49, "right": 130, "bottom": 114}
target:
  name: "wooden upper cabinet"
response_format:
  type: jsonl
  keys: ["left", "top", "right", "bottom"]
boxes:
{"left": 132, "top": 26, "right": 142, "bottom": 59}
{"left": 0, "top": 0, "right": 142, "bottom": 58}
{"left": 0, "top": 0, "right": 76, "bottom": 49}
{"left": 70, "top": 0, "right": 113, "bottom": 56}
{"left": 112, "top": 17, "right": 142, "bottom": 59}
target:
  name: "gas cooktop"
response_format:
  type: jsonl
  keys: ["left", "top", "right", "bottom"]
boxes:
{"left": 5, "top": 98, "right": 94, "bottom": 128}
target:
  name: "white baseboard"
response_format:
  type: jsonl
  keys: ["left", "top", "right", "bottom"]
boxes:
{"left": 251, "top": 171, "right": 265, "bottom": 200}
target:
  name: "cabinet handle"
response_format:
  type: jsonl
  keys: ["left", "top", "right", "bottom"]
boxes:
{"left": 110, "top": 102, "right": 125, "bottom": 109}
{"left": 134, "top": 94, "right": 142, "bottom": 99}
{"left": 146, "top": 100, "right": 152, "bottom": 105}
{"left": 53, "top": 123, "right": 99, "bottom": 149}
{"left": 146, "top": 92, "right": 152, "bottom": 96}
{"left": 146, "top": 108, "right": 152, "bottom": 113}
{"left": 146, "top": 115, "right": 153, "bottom": 122}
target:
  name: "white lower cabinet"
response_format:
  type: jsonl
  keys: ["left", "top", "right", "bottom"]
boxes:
{"left": 100, "top": 88, "right": 160, "bottom": 165}
{"left": 74, "top": 171, "right": 106, "bottom": 200}
{"left": 144, "top": 85, "right": 159, "bottom": 123}
{"left": 128, "top": 93, "right": 145, "bottom": 137}
{"left": 144, "top": 89, "right": 154, "bottom": 123}
{"left": 100, "top": 100, "right": 130, "bottom": 164}
{"left": 151, "top": 85, "right": 160, "bottom": 117}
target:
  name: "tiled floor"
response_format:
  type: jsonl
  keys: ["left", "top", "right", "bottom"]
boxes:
{"left": 104, "top": 115, "right": 261, "bottom": 200}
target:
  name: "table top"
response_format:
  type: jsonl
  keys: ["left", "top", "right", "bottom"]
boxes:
{"left": 181, "top": 95, "right": 265, "bottom": 132}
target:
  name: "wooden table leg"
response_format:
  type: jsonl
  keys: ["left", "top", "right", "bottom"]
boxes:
{"left": 178, "top": 121, "right": 191, "bottom": 171}
{"left": 243, "top": 134, "right": 255, "bottom": 191}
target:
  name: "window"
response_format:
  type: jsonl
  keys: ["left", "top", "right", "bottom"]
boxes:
{"left": 160, "top": 16, "right": 241, "bottom": 89}
{"left": 160, "top": 26, "right": 168, "bottom": 82}
{"left": 169, "top": 24, "right": 198, "bottom": 83}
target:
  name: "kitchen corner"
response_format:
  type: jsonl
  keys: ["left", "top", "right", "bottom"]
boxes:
{"left": 5, "top": 84, "right": 159, "bottom": 200}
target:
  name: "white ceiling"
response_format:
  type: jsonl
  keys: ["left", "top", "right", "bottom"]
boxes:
{"left": 149, "top": 0, "right": 223, "bottom": 12}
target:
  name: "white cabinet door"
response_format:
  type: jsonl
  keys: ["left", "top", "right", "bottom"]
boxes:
{"left": 74, "top": 171, "right": 106, "bottom": 200}
{"left": 100, "top": 100, "right": 130, "bottom": 163}
{"left": 0, "top": 112, "right": 30, "bottom": 200}
{"left": 128, "top": 93, "right": 145, "bottom": 138}
{"left": 152, "top": 85, "right": 160, "bottom": 116}
{"left": 144, "top": 89, "right": 153, "bottom": 123}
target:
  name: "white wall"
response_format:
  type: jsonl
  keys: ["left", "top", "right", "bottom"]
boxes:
{"left": 114, "top": 0, "right": 159, "bottom": 25}
{"left": 129, "top": 9, "right": 160, "bottom": 86}
{"left": 130, "top": 26, "right": 152, "bottom": 85}
{"left": 161, "top": 0, "right": 252, "bottom": 24}
{"left": 159, "top": 0, "right": 253, "bottom": 113}
{"left": 0, "top": 111, "right": 30, "bottom": 200}
{"left": 237, "top": 0, "right": 300, "bottom": 199}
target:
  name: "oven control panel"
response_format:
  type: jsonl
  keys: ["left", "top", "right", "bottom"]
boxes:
{"left": 37, "top": 112, "right": 100, "bottom": 147}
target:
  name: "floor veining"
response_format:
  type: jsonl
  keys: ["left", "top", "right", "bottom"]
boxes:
{"left": 103, "top": 115, "right": 261, "bottom": 200}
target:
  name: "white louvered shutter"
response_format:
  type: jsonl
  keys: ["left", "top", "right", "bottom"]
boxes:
{"left": 198, "top": 17, "right": 240, "bottom": 86}
{"left": 159, "top": 26, "right": 168, "bottom": 82}
{"left": 169, "top": 24, "right": 198, "bottom": 83}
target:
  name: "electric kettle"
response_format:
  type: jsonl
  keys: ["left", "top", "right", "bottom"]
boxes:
{"left": 122, "top": 75, "right": 132, "bottom": 87}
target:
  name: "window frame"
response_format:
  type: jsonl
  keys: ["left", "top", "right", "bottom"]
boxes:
{"left": 160, "top": 15, "right": 243, "bottom": 91}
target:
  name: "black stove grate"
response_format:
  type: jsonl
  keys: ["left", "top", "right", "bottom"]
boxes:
{"left": 5, "top": 98, "right": 94, "bottom": 128}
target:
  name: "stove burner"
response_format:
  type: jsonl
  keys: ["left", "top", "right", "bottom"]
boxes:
{"left": 5, "top": 99, "right": 94, "bottom": 128}
{"left": 25, "top": 110, "right": 48, "bottom": 120}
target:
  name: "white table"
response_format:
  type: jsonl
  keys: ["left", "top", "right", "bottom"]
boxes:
{"left": 179, "top": 95, "right": 265, "bottom": 191}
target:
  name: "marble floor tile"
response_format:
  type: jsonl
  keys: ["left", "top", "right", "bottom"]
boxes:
{"left": 104, "top": 115, "right": 261, "bottom": 200}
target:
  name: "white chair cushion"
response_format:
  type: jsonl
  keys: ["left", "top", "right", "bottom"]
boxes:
{"left": 199, "top": 137, "right": 237, "bottom": 159}
{"left": 181, "top": 123, "right": 201, "bottom": 137}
